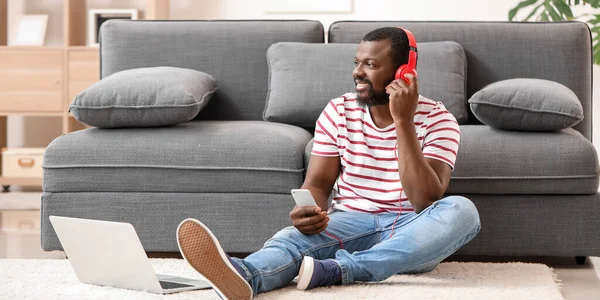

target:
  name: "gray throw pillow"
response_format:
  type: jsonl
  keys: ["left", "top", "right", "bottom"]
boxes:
{"left": 468, "top": 78, "right": 583, "bottom": 131}
{"left": 70, "top": 67, "right": 217, "bottom": 128}
{"left": 263, "top": 41, "right": 468, "bottom": 127}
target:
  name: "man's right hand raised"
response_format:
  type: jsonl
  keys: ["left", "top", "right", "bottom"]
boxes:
{"left": 289, "top": 206, "right": 329, "bottom": 235}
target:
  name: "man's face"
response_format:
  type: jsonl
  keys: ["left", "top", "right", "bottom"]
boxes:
{"left": 352, "top": 40, "right": 397, "bottom": 107}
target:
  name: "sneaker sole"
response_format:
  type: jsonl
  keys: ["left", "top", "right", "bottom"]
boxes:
{"left": 296, "top": 256, "right": 315, "bottom": 290}
{"left": 177, "top": 218, "right": 252, "bottom": 300}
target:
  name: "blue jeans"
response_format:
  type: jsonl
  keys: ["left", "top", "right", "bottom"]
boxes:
{"left": 231, "top": 196, "right": 481, "bottom": 295}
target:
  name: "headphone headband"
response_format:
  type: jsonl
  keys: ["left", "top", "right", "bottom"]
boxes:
{"left": 395, "top": 27, "right": 418, "bottom": 82}
{"left": 398, "top": 27, "right": 417, "bottom": 69}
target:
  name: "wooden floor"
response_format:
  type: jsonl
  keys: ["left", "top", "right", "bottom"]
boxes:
{"left": 2, "top": 206, "right": 600, "bottom": 299}
{"left": 0, "top": 209, "right": 65, "bottom": 259}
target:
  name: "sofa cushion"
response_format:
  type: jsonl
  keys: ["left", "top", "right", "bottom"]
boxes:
{"left": 328, "top": 21, "right": 592, "bottom": 140}
{"left": 302, "top": 125, "right": 598, "bottom": 195}
{"left": 41, "top": 192, "right": 298, "bottom": 252}
{"left": 70, "top": 67, "right": 217, "bottom": 128}
{"left": 42, "top": 121, "right": 312, "bottom": 193}
{"left": 468, "top": 78, "right": 584, "bottom": 131}
{"left": 447, "top": 125, "right": 599, "bottom": 194}
{"left": 263, "top": 41, "right": 468, "bottom": 127}
{"left": 304, "top": 139, "right": 314, "bottom": 171}
{"left": 100, "top": 20, "right": 324, "bottom": 121}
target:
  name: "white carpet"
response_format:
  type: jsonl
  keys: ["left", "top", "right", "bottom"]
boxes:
{"left": 0, "top": 258, "right": 564, "bottom": 300}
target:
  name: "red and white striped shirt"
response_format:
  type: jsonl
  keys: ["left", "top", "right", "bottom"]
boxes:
{"left": 311, "top": 93, "right": 460, "bottom": 214}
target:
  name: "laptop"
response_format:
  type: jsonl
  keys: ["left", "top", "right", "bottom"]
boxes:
{"left": 49, "top": 215, "right": 212, "bottom": 294}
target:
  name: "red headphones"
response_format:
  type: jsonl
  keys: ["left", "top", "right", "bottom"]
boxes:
{"left": 395, "top": 27, "right": 418, "bottom": 84}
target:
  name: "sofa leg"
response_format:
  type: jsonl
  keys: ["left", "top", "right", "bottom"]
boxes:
{"left": 575, "top": 256, "right": 586, "bottom": 265}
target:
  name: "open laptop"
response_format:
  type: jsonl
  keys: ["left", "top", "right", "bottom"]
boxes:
{"left": 49, "top": 215, "right": 212, "bottom": 294}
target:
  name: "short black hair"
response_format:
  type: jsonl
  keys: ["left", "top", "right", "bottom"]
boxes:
{"left": 362, "top": 27, "right": 410, "bottom": 69}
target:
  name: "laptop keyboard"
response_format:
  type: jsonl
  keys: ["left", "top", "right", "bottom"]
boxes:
{"left": 159, "top": 280, "right": 195, "bottom": 290}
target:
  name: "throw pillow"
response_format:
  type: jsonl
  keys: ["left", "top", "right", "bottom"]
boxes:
{"left": 70, "top": 67, "right": 218, "bottom": 128}
{"left": 468, "top": 78, "right": 583, "bottom": 131}
{"left": 263, "top": 41, "right": 468, "bottom": 127}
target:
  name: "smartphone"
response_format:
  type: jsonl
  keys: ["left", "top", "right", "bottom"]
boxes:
{"left": 291, "top": 189, "right": 318, "bottom": 207}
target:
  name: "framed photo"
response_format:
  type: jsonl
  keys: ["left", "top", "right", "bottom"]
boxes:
{"left": 264, "top": 0, "right": 353, "bottom": 13}
{"left": 87, "top": 9, "right": 138, "bottom": 47}
{"left": 11, "top": 15, "right": 48, "bottom": 46}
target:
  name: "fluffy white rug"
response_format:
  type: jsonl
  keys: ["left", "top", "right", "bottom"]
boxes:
{"left": 0, "top": 258, "right": 563, "bottom": 300}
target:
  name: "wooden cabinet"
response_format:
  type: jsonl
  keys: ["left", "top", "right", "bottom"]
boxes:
{"left": 0, "top": 48, "right": 64, "bottom": 113}
{"left": 67, "top": 48, "right": 100, "bottom": 107}
{"left": 0, "top": 0, "right": 170, "bottom": 189}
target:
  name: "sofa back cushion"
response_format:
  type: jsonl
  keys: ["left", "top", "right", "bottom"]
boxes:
{"left": 264, "top": 41, "right": 467, "bottom": 127}
{"left": 468, "top": 78, "right": 584, "bottom": 131}
{"left": 70, "top": 67, "right": 217, "bottom": 128}
{"left": 99, "top": 20, "right": 323, "bottom": 121}
{"left": 328, "top": 21, "right": 592, "bottom": 140}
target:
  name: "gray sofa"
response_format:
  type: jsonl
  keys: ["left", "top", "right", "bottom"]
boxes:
{"left": 41, "top": 20, "right": 600, "bottom": 259}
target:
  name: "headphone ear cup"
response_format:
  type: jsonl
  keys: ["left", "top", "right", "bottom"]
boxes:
{"left": 410, "top": 69, "right": 418, "bottom": 78}
{"left": 396, "top": 64, "right": 412, "bottom": 84}
{"left": 395, "top": 64, "right": 407, "bottom": 81}
{"left": 403, "top": 68, "right": 417, "bottom": 79}
{"left": 396, "top": 66, "right": 417, "bottom": 85}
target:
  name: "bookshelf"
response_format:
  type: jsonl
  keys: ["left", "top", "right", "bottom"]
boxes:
{"left": 0, "top": 0, "right": 170, "bottom": 189}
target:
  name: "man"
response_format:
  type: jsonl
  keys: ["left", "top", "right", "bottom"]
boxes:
{"left": 176, "top": 27, "right": 480, "bottom": 300}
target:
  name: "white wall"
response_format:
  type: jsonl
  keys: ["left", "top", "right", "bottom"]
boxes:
{"left": 170, "top": 0, "right": 521, "bottom": 27}
{"left": 6, "top": 0, "right": 600, "bottom": 149}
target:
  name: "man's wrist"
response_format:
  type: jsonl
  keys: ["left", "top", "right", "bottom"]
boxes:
{"left": 394, "top": 119, "right": 413, "bottom": 130}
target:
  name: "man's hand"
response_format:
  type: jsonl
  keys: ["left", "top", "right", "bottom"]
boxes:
{"left": 386, "top": 74, "right": 419, "bottom": 123}
{"left": 289, "top": 206, "right": 329, "bottom": 235}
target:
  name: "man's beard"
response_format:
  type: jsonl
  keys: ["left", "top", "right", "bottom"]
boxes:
{"left": 355, "top": 79, "right": 390, "bottom": 108}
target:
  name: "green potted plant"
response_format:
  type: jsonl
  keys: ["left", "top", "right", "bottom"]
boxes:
{"left": 509, "top": 0, "right": 600, "bottom": 63}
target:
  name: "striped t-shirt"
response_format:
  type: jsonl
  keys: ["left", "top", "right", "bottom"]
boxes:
{"left": 311, "top": 93, "right": 460, "bottom": 214}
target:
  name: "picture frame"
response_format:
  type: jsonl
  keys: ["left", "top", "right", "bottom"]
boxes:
{"left": 11, "top": 15, "right": 48, "bottom": 46}
{"left": 87, "top": 9, "right": 138, "bottom": 47}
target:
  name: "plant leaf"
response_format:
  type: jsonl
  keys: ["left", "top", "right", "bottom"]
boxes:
{"left": 545, "top": 1, "right": 564, "bottom": 20}
{"left": 524, "top": 4, "right": 545, "bottom": 20}
{"left": 585, "top": 0, "right": 600, "bottom": 8}
{"left": 509, "top": 0, "right": 540, "bottom": 20}
{"left": 552, "top": 0, "right": 574, "bottom": 19}
{"left": 590, "top": 25, "right": 600, "bottom": 33}
{"left": 594, "top": 45, "right": 600, "bottom": 64}
{"left": 540, "top": 11, "right": 550, "bottom": 21}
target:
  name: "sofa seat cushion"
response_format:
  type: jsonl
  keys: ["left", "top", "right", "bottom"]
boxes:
{"left": 303, "top": 125, "right": 598, "bottom": 195}
{"left": 448, "top": 125, "right": 599, "bottom": 194}
{"left": 43, "top": 121, "right": 312, "bottom": 193}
